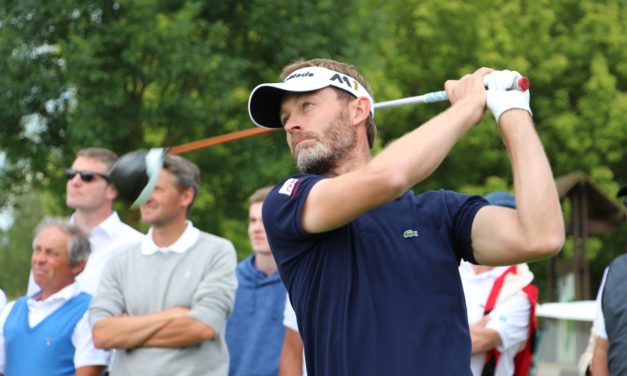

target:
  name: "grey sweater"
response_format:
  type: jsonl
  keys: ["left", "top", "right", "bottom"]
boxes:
{"left": 89, "top": 231, "right": 237, "bottom": 376}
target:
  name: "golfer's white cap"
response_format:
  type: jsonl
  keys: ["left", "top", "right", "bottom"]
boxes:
{"left": 248, "top": 66, "right": 375, "bottom": 128}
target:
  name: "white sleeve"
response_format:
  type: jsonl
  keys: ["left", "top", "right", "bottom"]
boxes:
{"left": 72, "top": 311, "right": 110, "bottom": 368}
{"left": 486, "top": 292, "right": 531, "bottom": 352}
{"left": 592, "top": 268, "right": 609, "bottom": 339}
{"left": 283, "top": 295, "right": 299, "bottom": 332}
{"left": 0, "top": 290, "right": 6, "bottom": 311}
{"left": 0, "top": 301, "right": 17, "bottom": 374}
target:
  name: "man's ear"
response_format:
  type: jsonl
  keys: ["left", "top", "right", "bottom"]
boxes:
{"left": 180, "top": 186, "right": 195, "bottom": 209}
{"left": 351, "top": 96, "right": 371, "bottom": 125}
{"left": 106, "top": 183, "right": 118, "bottom": 201}
{"left": 71, "top": 259, "right": 87, "bottom": 277}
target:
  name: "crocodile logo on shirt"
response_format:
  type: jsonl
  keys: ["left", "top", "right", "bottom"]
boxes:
{"left": 403, "top": 229, "right": 419, "bottom": 238}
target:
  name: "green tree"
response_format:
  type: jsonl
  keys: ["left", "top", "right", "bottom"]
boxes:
{"left": 0, "top": 0, "right": 369, "bottom": 261}
{"left": 376, "top": 0, "right": 627, "bottom": 299}
{"left": 0, "top": 188, "right": 63, "bottom": 298}
{"left": 1, "top": 0, "right": 625, "bottom": 296}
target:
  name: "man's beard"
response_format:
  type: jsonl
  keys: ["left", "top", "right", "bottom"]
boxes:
{"left": 293, "top": 109, "right": 356, "bottom": 175}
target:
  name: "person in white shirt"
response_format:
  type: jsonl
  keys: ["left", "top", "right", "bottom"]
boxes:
{"left": 27, "top": 147, "right": 143, "bottom": 297}
{"left": 0, "top": 217, "right": 108, "bottom": 376}
{"left": 460, "top": 192, "right": 536, "bottom": 376}
{"left": 461, "top": 261, "right": 533, "bottom": 376}
{"left": 590, "top": 185, "right": 627, "bottom": 376}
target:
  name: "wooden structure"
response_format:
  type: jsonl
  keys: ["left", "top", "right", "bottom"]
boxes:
{"left": 547, "top": 171, "right": 627, "bottom": 301}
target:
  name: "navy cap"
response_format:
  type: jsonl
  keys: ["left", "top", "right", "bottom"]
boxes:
{"left": 483, "top": 191, "right": 516, "bottom": 209}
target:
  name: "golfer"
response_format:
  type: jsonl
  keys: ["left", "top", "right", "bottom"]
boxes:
{"left": 247, "top": 59, "right": 564, "bottom": 375}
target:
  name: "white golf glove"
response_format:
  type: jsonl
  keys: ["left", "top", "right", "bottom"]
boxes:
{"left": 485, "top": 70, "right": 532, "bottom": 123}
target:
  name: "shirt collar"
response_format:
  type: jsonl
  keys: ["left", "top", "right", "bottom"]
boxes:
{"left": 96, "top": 211, "right": 123, "bottom": 238}
{"left": 69, "top": 211, "right": 121, "bottom": 239}
{"left": 28, "top": 281, "right": 80, "bottom": 307}
{"left": 141, "top": 220, "right": 199, "bottom": 256}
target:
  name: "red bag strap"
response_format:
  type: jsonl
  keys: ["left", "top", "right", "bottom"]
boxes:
{"left": 513, "top": 283, "right": 539, "bottom": 376}
{"left": 484, "top": 265, "right": 518, "bottom": 314}
{"left": 482, "top": 265, "right": 538, "bottom": 376}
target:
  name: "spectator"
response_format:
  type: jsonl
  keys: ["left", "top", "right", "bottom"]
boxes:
{"left": 27, "top": 147, "right": 143, "bottom": 297}
{"left": 247, "top": 59, "right": 564, "bottom": 374}
{"left": 461, "top": 191, "right": 538, "bottom": 376}
{"left": 226, "top": 186, "right": 287, "bottom": 376}
{"left": 590, "top": 183, "right": 627, "bottom": 376}
{"left": 89, "top": 155, "right": 237, "bottom": 375}
{"left": 0, "top": 217, "right": 108, "bottom": 375}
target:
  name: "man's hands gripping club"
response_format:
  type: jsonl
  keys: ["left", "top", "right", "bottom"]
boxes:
{"left": 484, "top": 70, "right": 532, "bottom": 122}
{"left": 445, "top": 68, "right": 532, "bottom": 124}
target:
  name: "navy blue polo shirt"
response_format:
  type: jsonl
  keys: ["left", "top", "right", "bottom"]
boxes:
{"left": 263, "top": 175, "right": 488, "bottom": 375}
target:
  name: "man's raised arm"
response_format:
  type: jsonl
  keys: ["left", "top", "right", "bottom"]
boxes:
{"left": 472, "top": 71, "right": 564, "bottom": 265}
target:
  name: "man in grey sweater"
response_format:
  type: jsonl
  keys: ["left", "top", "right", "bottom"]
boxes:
{"left": 89, "top": 155, "right": 238, "bottom": 376}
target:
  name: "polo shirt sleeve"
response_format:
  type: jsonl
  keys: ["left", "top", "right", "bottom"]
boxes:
{"left": 485, "top": 292, "right": 531, "bottom": 352}
{"left": 263, "top": 176, "right": 324, "bottom": 236}
{"left": 72, "top": 312, "right": 110, "bottom": 368}
{"left": 262, "top": 175, "right": 325, "bottom": 265}
{"left": 443, "top": 191, "right": 489, "bottom": 264}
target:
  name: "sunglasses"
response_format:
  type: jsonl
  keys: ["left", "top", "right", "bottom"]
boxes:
{"left": 64, "top": 168, "right": 110, "bottom": 183}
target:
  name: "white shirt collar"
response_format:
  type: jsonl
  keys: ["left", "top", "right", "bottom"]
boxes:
{"left": 28, "top": 281, "right": 80, "bottom": 308}
{"left": 94, "top": 211, "right": 124, "bottom": 239}
{"left": 141, "top": 220, "right": 199, "bottom": 256}
{"left": 69, "top": 211, "right": 121, "bottom": 239}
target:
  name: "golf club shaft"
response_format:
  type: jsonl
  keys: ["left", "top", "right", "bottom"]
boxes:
{"left": 374, "top": 91, "right": 448, "bottom": 109}
{"left": 168, "top": 91, "right": 446, "bottom": 155}
{"left": 375, "top": 75, "right": 529, "bottom": 109}
{"left": 169, "top": 127, "right": 278, "bottom": 155}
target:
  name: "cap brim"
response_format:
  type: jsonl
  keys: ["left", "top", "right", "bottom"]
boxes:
{"left": 248, "top": 66, "right": 375, "bottom": 129}
{"left": 248, "top": 81, "right": 329, "bottom": 129}
{"left": 248, "top": 85, "right": 287, "bottom": 129}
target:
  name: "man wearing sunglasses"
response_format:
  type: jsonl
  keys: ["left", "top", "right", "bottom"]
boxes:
{"left": 27, "top": 147, "right": 143, "bottom": 297}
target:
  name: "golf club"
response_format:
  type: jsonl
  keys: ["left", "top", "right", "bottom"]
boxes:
{"left": 169, "top": 74, "right": 529, "bottom": 155}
